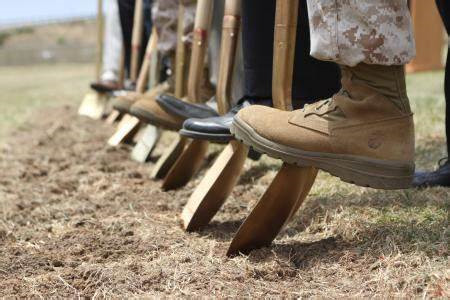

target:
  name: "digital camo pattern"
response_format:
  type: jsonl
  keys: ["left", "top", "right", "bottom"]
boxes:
{"left": 152, "top": 0, "right": 196, "bottom": 55}
{"left": 306, "top": 0, "right": 416, "bottom": 66}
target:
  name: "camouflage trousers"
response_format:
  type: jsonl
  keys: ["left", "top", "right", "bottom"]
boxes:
{"left": 152, "top": 0, "right": 196, "bottom": 55}
{"left": 306, "top": 0, "right": 416, "bottom": 66}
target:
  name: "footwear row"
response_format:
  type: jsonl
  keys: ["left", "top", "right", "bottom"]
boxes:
{"left": 80, "top": 0, "right": 448, "bottom": 257}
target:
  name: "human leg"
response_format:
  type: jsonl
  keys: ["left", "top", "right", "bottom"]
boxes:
{"left": 179, "top": 0, "right": 341, "bottom": 142}
{"left": 232, "top": 0, "right": 416, "bottom": 189}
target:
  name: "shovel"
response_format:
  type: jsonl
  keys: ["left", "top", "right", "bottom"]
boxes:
{"left": 150, "top": 2, "right": 191, "bottom": 179}
{"left": 107, "top": 0, "right": 163, "bottom": 149}
{"left": 180, "top": 0, "right": 247, "bottom": 231}
{"left": 227, "top": 0, "right": 318, "bottom": 256}
{"left": 78, "top": 0, "right": 109, "bottom": 119}
{"left": 150, "top": 0, "right": 214, "bottom": 185}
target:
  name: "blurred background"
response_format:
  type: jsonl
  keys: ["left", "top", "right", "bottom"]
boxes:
{"left": 0, "top": 0, "right": 99, "bottom": 66}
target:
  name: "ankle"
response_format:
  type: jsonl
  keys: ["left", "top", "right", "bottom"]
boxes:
{"left": 341, "top": 63, "right": 412, "bottom": 115}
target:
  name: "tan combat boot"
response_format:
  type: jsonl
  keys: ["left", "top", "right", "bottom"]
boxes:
{"left": 129, "top": 94, "right": 184, "bottom": 131}
{"left": 231, "top": 63, "right": 415, "bottom": 189}
{"left": 112, "top": 82, "right": 171, "bottom": 114}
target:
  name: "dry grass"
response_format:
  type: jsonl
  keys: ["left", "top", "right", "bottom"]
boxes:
{"left": 0, "top": 64, "right": 448, "bottom": 298}
{"left": 0, "top": 63, "right": 92, "bottom": 137}
{"left": 0, "top": 21, "right": 97, "bottom": 66}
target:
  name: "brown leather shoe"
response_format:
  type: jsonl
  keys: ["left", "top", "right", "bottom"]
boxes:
{"left": 111, "top": 82, "right": 171, "bottom": 114}
{"left": 90, "top": 80, "right": 120, "bottom": 93}
{"left": 111, "top": 92, "right": 141, "bottom": 114}
{"left": 231, "top": 63, "right": 415, "bottom": 190}
{"left": 129, "top": 95, "right": 184, "bottom": 131}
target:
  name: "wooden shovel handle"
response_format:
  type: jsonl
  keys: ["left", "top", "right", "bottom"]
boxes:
{"left": 130, "top": 0, "right": 144, "bottom": 82}
{"left": 216, "top": 0, "right": 242, "bottom": 115}
{"left": 96, "top": 0, "right": 104, "bottom": 81}
{"left": 119, "top": 47, "right": 126, "bottom": 88}
{"left": 187, "top": 0, "right": 214, "bottom": 103}
{"left": 227, "top": 0, "right": 321, "bottom": 256}
{"left": 175, "top": 3, "right": 188, "bottom": 98}
{"left": 272, "top": 0, "right": 298, "bottom": 111}
{"left": 136, "top": 28, "right": 158, "bottom": 93}
{"left": 178, "top": 0, "right": 244, "bottom": 231}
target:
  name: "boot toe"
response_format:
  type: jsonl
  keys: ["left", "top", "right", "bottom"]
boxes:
{"left": 130, "top": 99, "right": 183, "bottom": 131}
{"left": 180, "top": 115, "right": 233, "bottom": 142}
{"left": 233, "top": 105, "right": 327, "bottom": 153}
{"left": 234, "top": 105, "right": 292, "bottom": 141}
{"left": 183, "top": 117, "right": 229, "bottom": 134}
{"left": 157, "top": 93, "right": 184, "bottom": 109}
{"left": 157, "top": 94, "right": 219, "bottom": 119}
{"left": 236, "top": 105, "right": 276, "bottom": 126}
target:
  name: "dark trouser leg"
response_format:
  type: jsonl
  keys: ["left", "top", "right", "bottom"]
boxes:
{"left": 241, "top": 0, "right": 341, "bottom": 108}
{"left": 118, "top": 0, "right": 152, "bottom": 80}
{"left": 436, "top": 0, "right": 450, "bottom": 155}
{"left": 241, "top": 0, "right": 275, "bottom": 99}
{"left": 412, "top": 0, "right": 450, "bottom": 187}
{"left": 293, "top": 0, "right": 341, "bottom": 106}
{"left": 118, "top": 0, "right": 135, "bottom": 77}
{"left": 142, "top": 0, "right": 153, "bottom": 69}
{"left": 445, "top": 47, "right": 450, "bottom": 155}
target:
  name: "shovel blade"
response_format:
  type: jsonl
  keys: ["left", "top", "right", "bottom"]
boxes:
{"left": 161, "top": 139, "right": 209, "bottom": 191}
{"left": 131, "top": 125, "right": 161, "bottom": 163}
{"left": 182, "top": 141, "right": 248, "bottom": 231}
{"left": 151, "top": 136, "right": 188, "bottom": 179}
{"left": 227, "top": 164, "right": 317, "bottom": 256}
{"left": 78, "top": 92, "right": 108, "bottom": 119}
{"left": 107, "top": 114, "right": 141, "bottom": 146}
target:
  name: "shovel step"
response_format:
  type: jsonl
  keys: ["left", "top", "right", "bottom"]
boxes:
{"left": 131, "top": 125, "right": 161, "bottom": 162}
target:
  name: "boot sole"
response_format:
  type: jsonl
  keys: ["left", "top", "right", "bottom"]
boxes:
{"left": 231, "top": 116, "right": 414, "bottom": 190}
{"left": 179, "top": 129, "right": 232, "bottom": 144}
{"left": 129, "top": 107, "right": 181, "bottom": 131}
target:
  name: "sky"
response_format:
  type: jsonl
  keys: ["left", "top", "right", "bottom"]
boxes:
{"left": 0, "top": 0, "right": 97, "bottom": 26}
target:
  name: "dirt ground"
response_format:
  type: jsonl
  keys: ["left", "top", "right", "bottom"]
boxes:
{"left": 0, "top": 65, "right": 448, "bottom": 297}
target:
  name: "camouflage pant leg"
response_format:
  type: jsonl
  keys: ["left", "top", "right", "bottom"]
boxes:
{"left": 152, "top": 0, "right": 196, "bottom": 55}
{"left": 306, "top": 0, "right": 416, "bottom": 66}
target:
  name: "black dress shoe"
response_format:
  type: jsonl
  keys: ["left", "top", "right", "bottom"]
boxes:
{"left": 156, "top": 94, "right": 219, "bottom": 120}
{"left": 90, "top": 80, "right": 121, "bottom": 93}
{"left": 180, "top": 98, "right": 272, "bottom": 143}
{"left": 413, "top": 159, "right": 450, "bottom": 188}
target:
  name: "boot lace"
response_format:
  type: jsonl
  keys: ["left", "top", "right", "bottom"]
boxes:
{"left": 438, "top": 157, "right": 449, "bottom": 169}
{"left": 302, "top": 99, "right": 331, "bottom": 113}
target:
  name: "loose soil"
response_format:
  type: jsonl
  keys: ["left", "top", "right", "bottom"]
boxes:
{"left": 0, "top": 104, "right": 448, "bottom": 298}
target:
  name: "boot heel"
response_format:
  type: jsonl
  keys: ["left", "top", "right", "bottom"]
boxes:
{"left": 324, "top": 160, "right": 414, "bottom": 190}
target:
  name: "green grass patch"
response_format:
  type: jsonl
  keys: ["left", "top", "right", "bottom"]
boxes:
{"left": 0, "top": 63, "right": 93, "bottom": 138}
{"left": 0, "top": 31, "right": 11, "bottom": 47}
